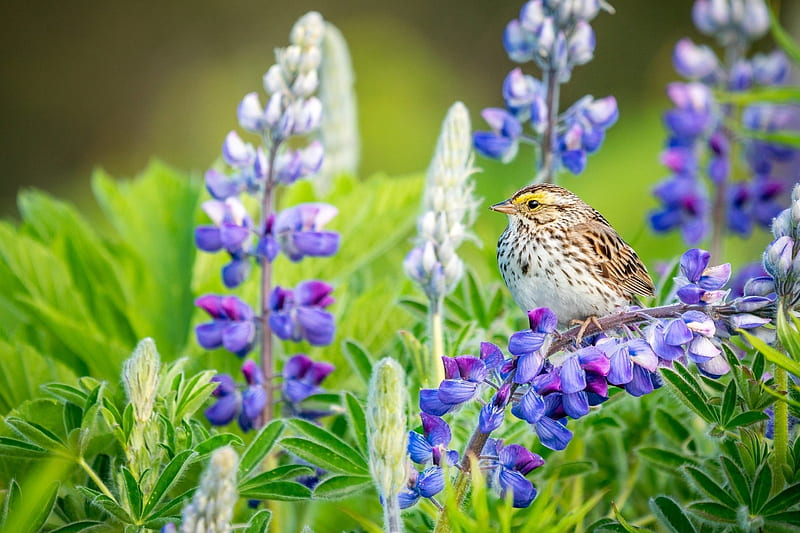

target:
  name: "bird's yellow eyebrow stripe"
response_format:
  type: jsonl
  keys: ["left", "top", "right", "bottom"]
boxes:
{"left": 513, "top": 191, "right": 553, "bottom": 205}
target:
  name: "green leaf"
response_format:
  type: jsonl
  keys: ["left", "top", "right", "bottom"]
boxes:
{"left": 638, "top": 447, "right": 698, "bottom": 472}
{"left": 740, "top": 329, "right": 800, "bottom": 377}
{"left": 683, "top": 466, "right": 738, "bottom": 508}
{"left": 312, "top": 474, "right": 372, "bottom": 500}
{"left": 653, "top": 408, "right": 691, "bottom": 445}
{"left": 751, "top": 462, "right": 772, "bottom": 512}
{"left": 238, "top": 420, "right": 284, "bottom": 480}
{"left": 193, "top": 434, "right": 244, "bottom": 458}
{"left": 142, "top": 449, "right": 195, "bottom": 517}
{"left": 174, "top": 370, "right": 217, "bottom": 422}
{"left": 726, "top": 410, "right": 769, "bottom": 429}
{"left": 738, "top": 128, "right": 800, "bottom": 148}
{"left": 77, "top": 487, "right": 131, "bottom": 523}
{"left": 720, "top": 456, "right": 751, "bottom": 506}
{"left": 464, "top": 269, "right": 487, "bottom": 326}
{"left": 769, "top": 2, "right": 800, "bottom": 63}
{"left": 649, "top": 496, "right": 697, "bottom": 533}
{"left": 49, "top": 521, "right": 106, "bottom": 533}
{"left": 716, "top": 86, "right": 800, "bottom": 105}
{"left": 542, "top": 461, "right": 596, "bottom": 479}
{"left": 660, "top": 368, "right": 715, "bottom": 422}
{"left": 761, "top": 482, "right": 800, "bottom": 516}
{"left": 288, "top": 419, "right": 368, "bottom": 473}
{"left": 121, "top": 468, "right": 142, "bottom": 520}
{"left": 765, "top": 511, "right": 800, "bottom": 527}
{"left": 243, "top": 509, "right": 272, "bottom": 533}
{"left": 343, "top": 392, "right": 368, "bottom": 453}
{"left": 611, "top": 501, "right": 651, "bottom": 532}
{"left": 0, "top": 479, "right": 20, "bottom": 528}
{"left": 0, "top": 437, "right": 47, "bottom": 458}
{"left": 341, "top": 339, "right": 374, "bottom": 387}
{"left": 238, "top": 480, "right": 312, "bottom": 501}
{"left": 280, "top": 437, "right": 368, "bottom": 475}
{"left": 239, "top": 465, "right": 316, "bottom": 493}
{"left": 687, "top": 501, "right": 737, "bottom": 523}
{"left": 4, "top": 416, "right": 67, "bottom": 454}
{"left": 720, "top": 380, "right": 737, "bottom": 426}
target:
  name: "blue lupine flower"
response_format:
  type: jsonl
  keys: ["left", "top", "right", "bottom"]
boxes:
{"left": 270, "top": 203, "right": 340, "bottom": 262}
{"left": 205, "top": 360, "right": 266, "bottom": 431}
{"left": 473, "top": 108, "right": 522, "bottom": 163}
{"left": 650, "top": 175, "right": 708, "bottom": 244}
{"left": 728, "top": 178, "right": 785, "bottom": 236}
{"left": 675, "top": 248, "right": 730, "bottom": 304}
{"left": 479, "top": 383, "right": 511, "bottom": 433}
{"left": 420, "top": 356, "right": 488, "bottom": 416}
{"left": 408, "top": 413, "right": 459, "bottom": 466}
{"left": 511, "top": 388, "right": 573, "bottom": 450}
{"left": 195, "top": 198, "right": 255, "bottom": 287}
{"left": 195, "top": 295, "right": 256, "bottom": 356}
{"left": 274, "top": 141, "right": 325, "bottom": 185}
{"left": 482, "top": 439, "right": 544, "bottom": 508}
{"left": 269, "top": 280, "right": 335, "bottom": 346}
{"left": 600, "top": 338, "right": 659, "bottom": 393}
{"left": 510, "top": 308, "right": 558, "bottom": 383}
{"left": 398, "top": 467, "right": 444, "bottom": 509}
{"left": 205, "top": 132, "right": 269, "bottom": 200}
{"left": 281, "top": 353, "right": 334, "bottom": 403}
{"left": 555, "top": 346, "right": 610, "bottom": 417}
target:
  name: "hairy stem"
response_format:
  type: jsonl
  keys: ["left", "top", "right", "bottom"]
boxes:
{"left": 431, "top": 297, "right": 446, "bottom": 386}
{"left": 538, "top": 68, "right": 561, "bottom": 184}
{"left": 260, "top": 141, "right": 280, "bottom": 422}
{"left": 78, "top": 457, "right": 116, "bottom": 501}
{"left": 383, "top": 496, "right": 403, "bottom": 533}
{"left": 773, "top": 365, "right": 789, "bottom": 483}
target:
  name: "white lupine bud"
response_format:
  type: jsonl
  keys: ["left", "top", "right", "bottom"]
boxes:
{"left": 181, "top": 446, "right": 239, "bottom": 533}
{"left": 300, "top": 47, "right": 322, "bottom": 73}
{"left": 292, "top": 70, "right": 319, "bottom": 98}
{"left": 419, "top": 211, "right": 437, "bottom": 240}
{"left": 444, "top": 256, "right": 464, "bottom": 288}
{"left": 263, "top": 64, "right": 286, "bottom": 94}
{"left": 264, "top": 92, "right": 284, "bottom": 127}
{"left": 291, "top": 11, "right": 325, "bottom": 48}
{"left": 279, "top": 45, "right": 303, "bottom": 73}
{"left": 741, "top": 0, "right": 768, "bottom": 38}
{"left": 367, "top": 358, "right": 408, "bottom": 533}
{"left": 293, "top": 97, "right": 323, "bottom": 134}
{"left": 422, "top": 241, "right": 438, "bottom": 274}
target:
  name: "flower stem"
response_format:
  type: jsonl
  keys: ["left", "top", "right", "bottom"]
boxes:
{"left": 773, "top": 365, "right": 789, "bottom": 483}
{"left": 538, "top": 68, "right": 561, "bottom": 184}
{"left": 260, "top": 141, "right": 280, "bottom": 422}
{"left": 431, "top": 297, "right": 446, "bottom": 386}
{"left": 383, "top": 496, "right": 403, "bottom": 533}
{"left": 78, "top": 457, "right": 116, "bottom": 501}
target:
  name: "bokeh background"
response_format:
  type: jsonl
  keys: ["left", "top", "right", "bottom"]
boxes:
{"left": 1, "top": 0, "right": 799, "bottom": 265}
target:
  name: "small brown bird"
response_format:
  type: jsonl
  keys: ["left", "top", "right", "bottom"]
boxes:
{"left": 491, "top": 184, "right": 655, "bottom": 329}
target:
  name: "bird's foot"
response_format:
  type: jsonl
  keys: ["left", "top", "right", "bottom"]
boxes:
{"left": 568, "top": 316, "right": 604, "bottom": 344}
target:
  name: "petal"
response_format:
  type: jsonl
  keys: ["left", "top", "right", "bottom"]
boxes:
{"left": 283, "top": 380, "right": 316, "bottom": 403}
{"left": 699, "top": 263, "right": 731, "bottom": 290}
{"left": 269, "top": 312, "right": 295, "bottom": 341}
{"left": 455, "top": 356, "right": 488, "bottom": 382}
{"left": 441, "top": 357, "right": 459, "bottom": 380}
{"left": 562, "top": 391, "right": 590, "bottom": 418}
{"left": 514, "top": 352, "right": 544, "bottom": 383}
{"left": 625, "top": 365, "right": 655, "bottom": 397}
{"left": 696, "top": 353, "right": 731, "bottom": 378}
{"left": 283, "top": 354, "right": 312, "bottom": 380}
{"left": 220, "top": 296, "right": 254, "bottom": 321}
{"left": 508, "top": 330, "right": 546, "bottom": 356}
{"left": 420, "top": 389, "right": 456, "bottom": 416}
{"left": 687, "top": 336, "right": 720, "bottom": 363}
{"left": 205, "top": 168, "right": 240, "bottom": 199}
{"left": 511, "top": 389, "right": 546, "bottom": 424}
{"left": 307, "top": 360, "right": 335, "bottom": 386}
{"left": 222, "top": 258, "right": 251, "bottom": 289}
{"left": 289, "top": 231, "right": 341, "bottom": 260}
{"left": 421, "top": 413, "right": 452, "bottom": 446}
{"left": 527, "top": 308, "right": 558, "bottom": 333}
{"left": 195, "top": 226, "right": 223, "bottom": 252}
{"left": 676, "top": 284, "right": 705, "bottom": 304}
{"left": 535, "top": 417, "right": 573, "bottom": 451}
{"left": 417, "top": 467, "right": 445, "bottom": 498}
{"left": 628, "top": 339, "right": 659, "bottom": 372}
{"left": 607, "top": 345, "right": 633, "bottom": 385}
{"left": 219, "top": 223, "right": 250, "bottom": 252}
{"left": 195, "top": 294, "right": 223, "bottom": 317}
{"left": 295, "top": 280, "right": 334, "bottom": 307}
{"left": 397, "top": 489, "right": 420, "bottom": 509}
{"left": 196, "top": 322, "right": 225, "bottom": 349}
{"left": 497, "top": 470, "right": 536, "bottom": 508}
{"left": 577, "top": 346, "right": 610, "bottom": 375}
{"left": 205, "top": 394, "right": 239, "bottom": 426}
{"left": 559, "top": 356, "right": 586, "bottom": 394}
{"left": 296, "top": 307, "right": 335, "bottom": 346}
{"left": 408, "top": 431, "right": 433, "bottom": 464}
{"left": 479, "top": 402, "right": 505, "bottom": 433}
{"left": 664, "top": 318, "right": 693, "bottom": 345}
{"left": 438, "top": 380, "right": 478, "bottom": 405}
{"left": 680, "top": 248, "right": 710, "bottom": 282}
{"left": 210, "top": 374, "right": 237, "bottom": 395}
{"left": 222, "top": 321, "right": 255, "bottom": 356}
{"left": 531, "top": 370, "right": 561, "bottom": 395}
{"left": 498, "top": 444, "right": 544, "bottom": 474}
{"left": 241, "top": 385, "right": 267, "bottom": 420}
{"left": 480, "top": 342, "right": 505, "bottom": 370}
{"left": 585, "top": 372, "right": 608, "bottom": 397}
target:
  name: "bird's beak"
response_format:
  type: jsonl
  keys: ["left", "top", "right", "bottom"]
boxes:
{"left": 490, "top": 199, "right": 516, "bottom": 215}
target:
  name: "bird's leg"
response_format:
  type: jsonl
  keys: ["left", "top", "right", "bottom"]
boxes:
{"left": 568, "top": 315, "right": 604, "bottom": 344}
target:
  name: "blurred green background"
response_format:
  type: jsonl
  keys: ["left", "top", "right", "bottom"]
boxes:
{"left": 1, "top": 0, "right": 798, "bottom": 264}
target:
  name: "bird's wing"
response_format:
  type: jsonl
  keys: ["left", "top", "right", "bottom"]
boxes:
{"left": 571, "top": 219, "right": 656, "bottom": 297}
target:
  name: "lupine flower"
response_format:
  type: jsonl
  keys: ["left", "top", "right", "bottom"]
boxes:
{"left": 398, "top": 467, "right": 445, "bottom": 509}
{"left": 180, "top": 446, "right": 239, "bottom": 533}
{"left": 479, "top": 383, "right": 512, "bottom": 433}
{"left": 600, "top": 338, "right": 660, "bottom": 397}
{"left": 674, "top": 248, "right": 730, "bottom": 304}
{"left": 511, "top": 387, "right": 573, "bottom": 450}
{"left": 408, "top": 413, "right": 459, "bottom": 466}
{"left": 420, "top": 356, "right": 488, "bottom": 416}
{"left": 195, "top": 295, "right": 255, "bottom": 357}
{"left": 281, "top": 353, "right": 335, "bottom": 404}
{"left": 269, "top": 280, "right": 335, "bottom": 346}
{"left": 195, "top": 198, "right": 254, "bottom": 287}
{"left": 266, "top": 203, "right": 340, "bottom": 262}
{"left": 510, "top": 308, "right": 558, "bottom": 383}
{"left": 483, "top": 440, "right": 544, "bottom": 508}
{"left": 205, "top": 361, "right": 266, "bottom": 431}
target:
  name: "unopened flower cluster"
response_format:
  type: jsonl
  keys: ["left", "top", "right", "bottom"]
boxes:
{"left": 404, "top": 247, "right": 775, "bottom": 509}
{"left": 650, "top": 0, "right": 799, "bottom": 243}
{"left": 473, "top": 0, "right": 618, "bottom": 176}
{"left": 193, "top": 12, "right": 336, "bottom": 431}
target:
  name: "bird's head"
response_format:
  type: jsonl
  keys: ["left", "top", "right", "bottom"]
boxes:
{"left": 490, "top": 184, "right": 585, "bottom": 226}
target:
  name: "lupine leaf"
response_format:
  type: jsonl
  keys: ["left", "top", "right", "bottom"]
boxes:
{"left": 77, "top": 487, "right": 131, "bottom": 523}
{"left": 142, "top": 449, "right": 195, "bottom": 517}
{"left": 740, "top": 329, "right": 800, "bottom": 377}
{"left": 243, "top": 509, "right": 272, "bottom": 533}
{"left": 343, "top": 391, "right": 368, "bottom": 453}
{"left": 312, "top": 474, "right": 372, "bottom": 499}
{"left": 174, "top": 370, "right": 217, "bottom": 422}
{"left": 653, "top": 408, "right": 691, "bottom": 445}
{"left": 683, "top": 466, "right": 738, "bottom": 508}
{"left": 753, "top": 351, "right": 766, "bottom": 380}
{"left": 687, "top": 501, "right": 737, "bottom": 523}
{"left": 611, "top": 501, "right": 651, "bottom": 532}
{"left": 765, "top": 511, "right": 800, "bottom": 526}
{"left": 660, "top": 368, "right": 715, "bottom": 422}
{"left": 238, "top": 480, "right": 312, "bottom": 501}
{"left": 0, "top": 437, "right": 47, "bottom": 458}
{"left": 238, "top": 465, "right": 316, "bottom": 493}
{"left": 464, "top": 269, "right": 486, "bottom": 326}
{"left": 145, "top": 487, "right": 196, "bottom": 520}
{"left": 238, "top": 419, "right": 284, "bottom": 480}
{"left": 769, "top": 3, "right": 800, "bottom": 63}
{"left": 720, "top": 456, "right": 751, "bottom": 505}
{"left": 726, "top": 411, "right": 769, "bottom": 429}
{"left": 716, "top": 86, "right": 800, "bottom": 105}
{"left": 341, "top": 339, "right": 373, "bottom": 387}
{"left": 751, "top": 462, "right": 773, "bottom": 512}
{"left": 279, "top": 437, "right": 368, "bottom": 475}
{"left": 0, "top": 479, "right": 21, "bottom": 527}
{"left": 638, "top": 447, "right": 698, "bottom": 472}
{"left": 287, "top": 419, "right": 368, "bottom": 472}
{"left": 4, "top": 417, "right": 67, "bottom": 454}
{"left": 761, "top": 482, "right": 800, "bottom": 515}
{"left": 49, "top": 521, "right": 106, "bottom": 533}
{"left": 42, "top": 383, "right": 88, "bottom": 407}
{"left": 720, "top": 380, "right": 737, "bottom": 426}
{"left": 192, "top": 434, "right": 244, "bottom": 458}
{"left": 121, "top": 468, "right": 142, "bottom": 521}
{"left": 649, "top": 496, "right": 697, "bottom": 533}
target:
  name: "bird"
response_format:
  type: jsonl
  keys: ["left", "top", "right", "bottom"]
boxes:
{"left": 490, "top": 183, "right": 655, "bottom": 334}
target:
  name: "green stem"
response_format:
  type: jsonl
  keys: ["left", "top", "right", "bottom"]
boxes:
{"left": 773, "top": 365, "right": 789, "bottom": 483}
{"left": 431, "top": 297, "right": 446, "bottom": 386}
{"left": 260, "top": 140, "right": 280, "bottom": 422}
{"left": 78, "top": 457, "right": 116, "bottom": 501}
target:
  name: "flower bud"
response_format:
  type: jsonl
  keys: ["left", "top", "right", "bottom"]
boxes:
{"left": 536, "top": 17, "right": 556, "bottom": 56}
{"left": 520, "top": 0, "right": 545, "bottom": 33}
{"left": 180, "top": 446, "right": 239, "bottom": 533}
{"left": 264, "top": 92, "right": 284, "bottom": 127}
{"left": 237, "top": 92, "right": 265, "bottom": 133}
{"left": 292, "top": 70, "right": 319, "bottom": 98}
{"left": 279, "top": 45, "right": 303, "bottom": 73}
{"left": 728, "top": 59, "right": 753, "bottom": 91}
{"left": 293, "top": 97, "right": 323, "bottom": 134}
{"left": 222, "top": 131, "right": 254, "bottom": 167}
{"left": 291, "top": 11, "right": 325, "bottom": 48}
{"left": 764, "top": 235, "right": 794, "bottom": 281}
{"left": 741, "top": 0, "right": 769, "bottom": 39}
{"left": 673, "top": 38, "right": 719, "bottom": 81}
{"left": 299, "top": 47, "right": 322, "bottom": 73}
{"left": 752, "top": 50, "right": 788, "bottom": 86}
{"left": 504, "top": 19, "right": 536, "bottom": 63}
{"left": 263, "top": 64, "right": 287, "bottom": 94}
{"left": 123, "top": 338, "right": 161, "bottom": 424}
{"left": 568, "top": 21, "right": 595, "bottom": 66}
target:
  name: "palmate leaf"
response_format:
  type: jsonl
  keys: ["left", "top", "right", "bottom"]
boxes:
{"left": 649, "top": 496, "right": 697, "bottom": 533}
{"left": 660, "top": 367, "right": 716, "bottom": 423}
{"left": 238, "top": 419, "right": 284, "bottom": 480}
{"left": 312, "top": 474, "right": 372, "bottom": 500}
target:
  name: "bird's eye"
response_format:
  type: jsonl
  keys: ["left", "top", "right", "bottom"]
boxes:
{"left": 527, "top": 199, "right": 540, "bottom": 209}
